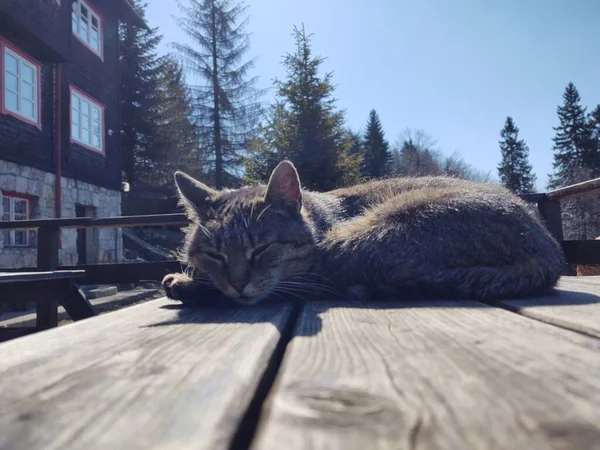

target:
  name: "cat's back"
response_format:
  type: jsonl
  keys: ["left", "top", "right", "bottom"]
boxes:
{"left": 330, "top": 176, "right": 511, "bottom": 216}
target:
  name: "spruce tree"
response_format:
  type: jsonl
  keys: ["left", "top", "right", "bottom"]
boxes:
{"left": 119, "top": 0, "right": 164, "bottom": 184}
{"left": 245, "top": 25, "right": 360, "bottom": 191}
{"left": 497, "top": 116, "right": 536, "bottom": 194}
{"left": 362, "top": 109, "right": 391, "bottom": 179}
{"left": 148, "top": 58, "right": 203, "bottom": 187}
{"left": 549, "top": 82, "right": 596, "bottom": 188}
{"left": 173, "top": 0, "right": 263, "bottom": 189}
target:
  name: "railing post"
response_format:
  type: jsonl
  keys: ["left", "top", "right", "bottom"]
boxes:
{"left": 36, "top": 226, "right": 60, "bottom": 329}
{"left": 537, "top": 198, "right": 564, "bottom": 244}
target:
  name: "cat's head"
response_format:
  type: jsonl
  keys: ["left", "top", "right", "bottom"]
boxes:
{"left": 174, "top": 161, "right": 317, "bottom": 305}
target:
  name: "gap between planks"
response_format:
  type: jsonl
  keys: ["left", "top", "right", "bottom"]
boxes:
{"left": 252, "top": 300, "right": 600, "bottom": 450}
{"left": 0, "top": 298, "right": 296, "bottom": 450}
{"left": 482, "top": 276, "right": 600, "bottom": 339}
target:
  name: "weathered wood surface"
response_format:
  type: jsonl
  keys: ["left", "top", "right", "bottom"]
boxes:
{"left": 491, "top": 276, "right": 600, "bottom": 338}
{"left": 253, "top": 301, "right": 600, "bottom": 450}
{"left": 0, "top": 270, "right": 86, "bottom": 283}
{"left": 0, "top": 298, "right": 294, "bottom": 450}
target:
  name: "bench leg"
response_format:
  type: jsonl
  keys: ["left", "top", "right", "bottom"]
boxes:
{"left": 36, "top": 298, "right": 58, "bottom": 330}
{"left": 60, "top": 280, "right": 97, "bottom": 321}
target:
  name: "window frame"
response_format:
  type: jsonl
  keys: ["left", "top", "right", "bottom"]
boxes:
{"left": 2, "top": 193, "right": 33, "bottom": 248}
{"left": 69, "top": 85, "right": 105, "bottom": 155}
{"left": 72, "top": 0, "right": 104, "bottom": 60}
{"left": 0, "top": 39, "right": 42, "bottom": 129}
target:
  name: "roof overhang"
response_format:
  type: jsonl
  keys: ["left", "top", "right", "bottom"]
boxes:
{"left": 116, "top": 0, "right": 150, "bottom": 30}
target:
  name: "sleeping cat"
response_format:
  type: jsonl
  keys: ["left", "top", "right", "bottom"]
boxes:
{"left": 162, "top": 160, "right": 565, "bottom": 305}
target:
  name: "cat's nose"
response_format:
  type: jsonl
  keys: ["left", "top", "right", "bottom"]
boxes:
{"left": 230, "top": 279, "right": 248, "bottom": 293}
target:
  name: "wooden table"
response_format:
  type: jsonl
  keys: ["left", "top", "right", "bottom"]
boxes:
{"left": 0, "top": 270, "right": 96, "bottom": 340}
{"left": 0, "top": 276, "right": 599, "bottom": 450}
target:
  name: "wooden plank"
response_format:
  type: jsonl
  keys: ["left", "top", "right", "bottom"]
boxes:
{"left": 59, "top": 261, "right": 181, "bottom": 285}
{"left": 489, "top": 276, "right": 600, "bottom": 338}
{"left": 0, "top": 262, "right": 180, "bottom": 285}
{"left": 0, "top": 213, "right": 189, "bottom": 231}
{"left": 0, "top": 271, "right": 86, "bottom": 283}
{"left": 253, "top": 301, "right": 600, "bottom": 450}
{"left": 547, "top": 177, "right": 600, "bottom": 201}
{"left": 0, "top": 298, "right": 294, "bottom": 450}
{"left": 562, "top": 240, "right": 600, "bottom": 265}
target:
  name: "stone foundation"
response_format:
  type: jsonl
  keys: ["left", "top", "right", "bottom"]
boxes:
{"left": 0, "top": 160, "right": 123, "bottom": 268}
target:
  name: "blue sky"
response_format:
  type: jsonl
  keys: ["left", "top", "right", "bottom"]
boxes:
{"left": 146, "top": 0, "right": 600, "bottom": 190}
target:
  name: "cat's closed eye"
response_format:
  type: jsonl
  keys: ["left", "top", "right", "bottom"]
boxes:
{"left": 250, "top": 244, "right": 271, "bottom": 263}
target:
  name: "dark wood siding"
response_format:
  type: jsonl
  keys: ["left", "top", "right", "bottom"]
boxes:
{"left": 0, "top": 0, "right": 70, "bottom": 61}
{"left": 0, "top": 36, "right": 55, "bottom": 173}
{"left": 0, "top": 0, "right": 125, "bottom": 192}
{"left": 62, "top": 0, "right": 122, "bottom": 191}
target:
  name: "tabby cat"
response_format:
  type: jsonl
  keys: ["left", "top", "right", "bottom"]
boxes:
{"left": 162, "top": 160, "right": 565, "bottom": 305}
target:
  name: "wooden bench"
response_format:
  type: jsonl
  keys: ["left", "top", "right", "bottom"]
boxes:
{"left": 0, "top": 275, "right": 598, "bottom": 449}
{"left": 0, "top": 270, "right": 96, "bottom": 340}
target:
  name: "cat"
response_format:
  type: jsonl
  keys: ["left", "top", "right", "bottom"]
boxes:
{"left": 162, "top": 160, "right": 565, "bottom": 306}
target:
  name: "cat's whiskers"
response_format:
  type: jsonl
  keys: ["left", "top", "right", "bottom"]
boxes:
{"left": 271, "top": 287, "right": 306, "bottom": 301}
{"left": 278, "top": 280, "right": 340, "bottom": 297}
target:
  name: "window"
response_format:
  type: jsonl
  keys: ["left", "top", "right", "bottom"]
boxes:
{"left": 2, "top": 195, "right": 31, "bottom": 247}
{"left": 1, "top": 42, "right": 41, "bottom": 128}
{"left": 72, "top": 0, "right": 102, "bottom": 57}
{"left": 70, "top": 86, "right": 104, "bottom": 153}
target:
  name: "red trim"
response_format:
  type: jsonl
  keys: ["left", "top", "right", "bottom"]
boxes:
{"left": 68, "top": 84, "right": 106, "bottom": 156}
{"left": 0, "top": 38, "right": 42, "bottom": 130}
{"left": 72, "top": 0, "right": 104, "bottom": 61}
{"left": 2, "top": 191, "right": 34, "bottom": 201}
{"left": 1, "top": 192, "right": 34, "bottom": 248}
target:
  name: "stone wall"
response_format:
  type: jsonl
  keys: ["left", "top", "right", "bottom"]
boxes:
{"left": 0, "top": 160, "right": 123, "bottom": 268}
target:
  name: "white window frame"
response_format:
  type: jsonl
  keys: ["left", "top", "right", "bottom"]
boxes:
{"left": 70, "top": 86, "right": 105, "bottom": 154}
{"left": 2, "top": 44, "right": 41, "bottom": 128}
{"left": 72, "top": 0, "right": 103, "bottom": 58}
{"left": 2, "top": 195, "right": 31, "bottom": 248}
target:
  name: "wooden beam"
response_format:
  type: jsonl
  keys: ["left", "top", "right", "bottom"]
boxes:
{"left": 547, "top": 177, "right": 600, "bottom": 201}
{"left": 0, "top": 271, "right": 86, "bottom": 283}
{"left": 0, "top": 299, "right": 294, "bottom": 450}
{"left": 537, "top": 198, "right": 564, "bottom": 243}
{"left": 59, "top": 261, "right": 182, "bottom": 285}
{"left": 562, "top": 240, "right": 600, "bottom": 265}
{"left": 0, "top": 214, "right": 189, "bottom": 231}
{"left": 254, "top": 301, "right": 600, "bottom": 450}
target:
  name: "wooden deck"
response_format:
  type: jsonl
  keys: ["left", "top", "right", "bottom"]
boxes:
{"left": 0, "top": 276, "right": 599, "bottom": 450}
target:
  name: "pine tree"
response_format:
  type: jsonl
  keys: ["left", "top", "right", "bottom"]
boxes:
{"left": 173, "top": 0, "right": 263, "bottom": 189}
{"left": 497, "top": 116, "right": 536, "bottom": 194}
{"left": 147, "top": 58, "right": 203, "bottom": 187}
{"left": 549, "top": 82, "right": 596, "bottom": 188}
{"left": 362, "top": 109, "right": 391, "bottom": 179}
{"left": 119, "top": 0, "right": 164, "bottom": 184}
{"left": 589, "top": 104, "right": 600, "bottom": 166}
{"left": 245, "top": 25, "right": 360, "bottom": 191}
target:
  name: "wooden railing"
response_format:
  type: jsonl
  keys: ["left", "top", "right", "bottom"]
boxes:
{"left": 1, "top": 178, "right": 600, "bottom": 285}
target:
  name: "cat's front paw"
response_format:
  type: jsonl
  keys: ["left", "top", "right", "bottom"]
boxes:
{"left": 162, "top": 273, "right": 192, "bottom": 301}
{"left": 344, "top": 284, "right": 370, "bottom": 301}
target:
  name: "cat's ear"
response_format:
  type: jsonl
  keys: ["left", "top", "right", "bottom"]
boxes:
{"left": 264, "top": 160, "right": 302, "bottom": 215}
{"left": 174, "top": 171, "right": 216, "bottom": 217}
